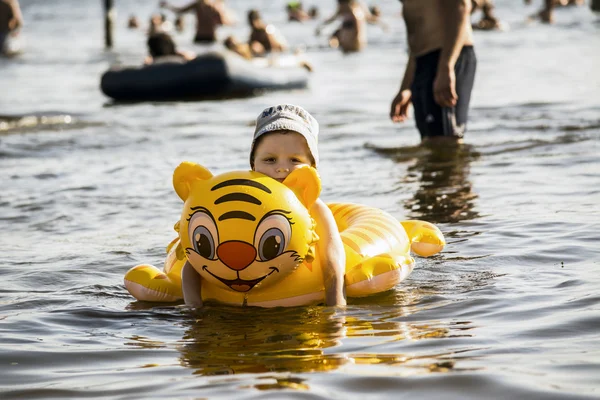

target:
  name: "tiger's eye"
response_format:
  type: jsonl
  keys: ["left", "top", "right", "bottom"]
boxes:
{"left": 258, "top": 228, "right": 285, "bottom": 261}
{"left": 193, "top": 226, "right": 215, "bottom": 259}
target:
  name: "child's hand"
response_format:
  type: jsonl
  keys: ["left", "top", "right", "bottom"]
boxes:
{"left": 182, "top": 262, "right": 203, "bottom": 308}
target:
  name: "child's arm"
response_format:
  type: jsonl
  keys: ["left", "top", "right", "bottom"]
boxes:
{"left": 181, "top": 261, "right": 203, "bottom": 307}
{"left": 311, "top": 199, "right": 347, "bottom": 306}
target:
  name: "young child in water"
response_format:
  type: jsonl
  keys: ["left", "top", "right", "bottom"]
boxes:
{"left": 182, "top": 104, "right": 347, "bottom": 307}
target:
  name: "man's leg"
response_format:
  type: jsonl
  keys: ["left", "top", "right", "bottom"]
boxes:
{"left": 411, "top": 47, "right": 477, "bottom": 143}
{"left": 452, "top": 46, "right": 477, "bottom": 138}
{"left": 411, "top": 50, "right": 453, "bottom": 140}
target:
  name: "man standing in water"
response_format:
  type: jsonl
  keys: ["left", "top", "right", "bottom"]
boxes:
{"left": 390, "top": 0, "right": 477, "bottom": 143}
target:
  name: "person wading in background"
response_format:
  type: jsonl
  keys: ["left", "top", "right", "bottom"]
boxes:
{"left": 390, "top": 0, "right": 477, "bottom": 144}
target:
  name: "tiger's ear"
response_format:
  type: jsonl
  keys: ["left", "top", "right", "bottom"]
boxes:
{"left": 173, "top": 161, "right": 213, "bottom": 201}
{"left": 282, "top": 166, "right": 321, "bottom": 209}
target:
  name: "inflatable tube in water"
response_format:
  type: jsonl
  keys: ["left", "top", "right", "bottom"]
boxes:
{"left": 100, "top": 51, "right": 309, "bottom": 101}
{"left": 124, "top": 162, "right": 445, "bottom": 307}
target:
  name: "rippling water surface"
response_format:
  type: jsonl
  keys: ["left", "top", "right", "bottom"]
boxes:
{"left": 1, "top": 0, "right": 599, "bottom": 399}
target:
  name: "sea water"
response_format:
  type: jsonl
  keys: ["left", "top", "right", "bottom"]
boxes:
{"left": 1, "top": 0, "right": 599, "bottom": 398}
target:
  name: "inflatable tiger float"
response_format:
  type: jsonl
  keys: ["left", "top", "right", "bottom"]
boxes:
{"left": 124, "top": 162, "right": 445, "bottom": 307}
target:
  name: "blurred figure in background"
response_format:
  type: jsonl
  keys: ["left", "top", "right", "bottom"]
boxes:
{"left": 535, "top": 0, "right": 555, "bottom": 23}
{"left": 368, "top": 5, "right": 390, "bottom": 31}
{"left": 145, "top": 32, "right": 195, "bottom": 64}
{"left": 369, "top": 5, "right": 381, "bottom": 18}
{"left": 308, "top": 6, "right": 319, "bottom": 18}
{"left": 175, "top": 15, "right": 185, "bottom": 32}
{"left": 555, "top": 0, "right": 584, "bottom": 5}
{"left": 287, "top": 1, "right": 311, "bottom": 22}
{"left": 315, "top": 0, "right": 380, "bottom": 53}
{"left": 524, "top": 0, "right": 554, "bottom": 23}
{"left": 224, "top": 35, "right": 254, "bottom": 59}
{"left": 248, "top": 9, "right": 288, "bottom": 55}
{"left": 471, "top": 0, "right": 505, "bottom": 30}
{"left": 0, "top": 0, "right": 23, "bottom": 55}
{"left": 128, "top": 15, "right": 140, "bottom": 29}
{"left": 390, "top": 0, "right": 476, "bottom": 143}
{"left": 160, "top": 0, "right": 233, "bottom": 43}
{"left": 148, "top": 13, "right": 166, "bottom": 35}
{"left": 160, "top": 13, "right": 174, "bottom": 31}
{"left": 213, "top": 0, "right": 235, "bottom": 23}
{"left": 224, "top": 34, "right": 313, "bottom": 71}
{"left": 525, "top": 0, "right": 586, "bottom": 23}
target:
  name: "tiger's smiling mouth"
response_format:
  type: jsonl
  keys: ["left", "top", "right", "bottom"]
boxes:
{"left": 202, "top": 265, "right": 280, "bottom": 292}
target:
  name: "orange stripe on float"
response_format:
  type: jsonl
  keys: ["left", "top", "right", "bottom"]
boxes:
{"left": 342, "top": 236, "right": 362, "bottom": 254}
{"left": 351, "top": 210, "right": 395, "bottom": 224}
{"left": 328, "top": 204, "right": 341, "bottom": 214}
{"left": 331, "top": 203, "right": 355, "bottom": 218}
{"left": 353, "top": 225, "right": 397, "bottom": 249}
{"left": 328, "top": 203, "right": 345, "bottom": 214}
{"left": 344, "top": 228, "right": 378, "bottom": 247}
{"left": 361, "top": 219, "right": 405, "bottom": 239}
{"left": 348, "top": 209, "right": 403, "bottom": 231}
{"left": 360, "top": 223, "right": 399, "bottom": 242}
{"left": 347, "top": 210, "right": 399, "bottom": 228}
{"left": 344, "top": 205, "right": 374, "bottom": 215}
{"left": 343, "top": 231, "right": 385, "bottom": 256}
{"left": 337, "top": 204, "right": 362, "bottom": 221}
{"left": 338, "top": 206, "right": 407, "bottom": 247}
{"left": 345, "top": 210, "right": 377, "bottom": 224}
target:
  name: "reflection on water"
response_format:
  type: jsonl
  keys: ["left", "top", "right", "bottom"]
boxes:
{"left": 121, "top": 303, "right": 479, "bottom": 381}
{"left": 403, "top": 144, "right": 480, "bottom": 224}
{"left": 118, "top": 276, "right": 482, "bottom": 382}
{"left": 245, "top": 376, "right": 310, "bottom": 391}
{"left": 176, "top": 306, "right": 348, "bottom": 375}
{"left": 370, "top": 143, "right": 481, "bottom": 224}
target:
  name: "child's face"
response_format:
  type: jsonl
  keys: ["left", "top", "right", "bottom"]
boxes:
{"left": 253, "top": 131, "right": 313, "bottom": 182}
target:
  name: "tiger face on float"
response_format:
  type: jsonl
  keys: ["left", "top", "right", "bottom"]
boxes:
{"left": 173, "top": 162, "right": 320, "bottom": 294}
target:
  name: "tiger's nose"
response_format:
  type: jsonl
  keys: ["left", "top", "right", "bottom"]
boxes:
{"left": 217, "top": 241, "right": 257, "bottom": 271}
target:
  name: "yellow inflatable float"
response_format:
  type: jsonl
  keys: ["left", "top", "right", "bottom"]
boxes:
{"left": 124, "top": 162, "right": 445, "bottom": 307}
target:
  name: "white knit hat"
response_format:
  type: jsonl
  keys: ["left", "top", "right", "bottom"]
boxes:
{"left": 250, "top": 104, "right": 319, "bottom": 168}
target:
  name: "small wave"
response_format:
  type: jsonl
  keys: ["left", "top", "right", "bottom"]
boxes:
{"left": 53, "top": 185, "right": 98, "bottom": 193}
{"left": 561, "top": 123, "right": 600, "bottom": 132}
{"left": 479, "top": 132, "right": 592, "bottom": 156}
{"left": 0, "top": 113, "right": 73, "bottom": 132}
{"left": 477, "top": 122, "right": 600, "bottom": 134}
{"left": 473, "top": 101, "right": 564, "bottom": 113}
{"left": 0, "top": 112, "right": 104, "bottom": 135}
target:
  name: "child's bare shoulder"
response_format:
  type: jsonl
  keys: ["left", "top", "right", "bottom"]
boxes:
{"left": 310, "top": 198, "right": 330, "bottom": 216}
